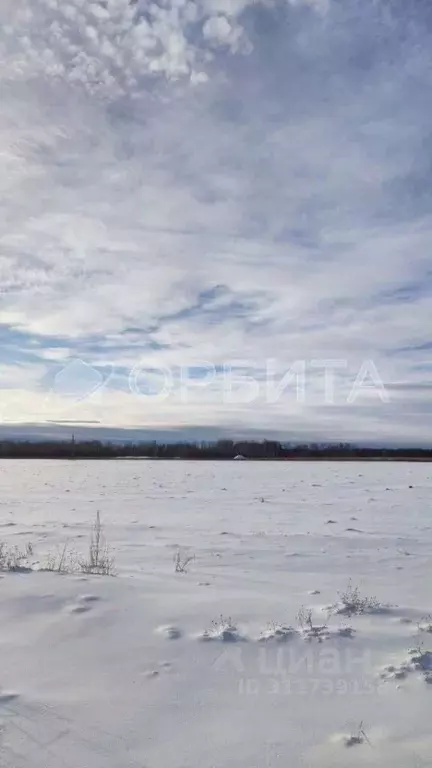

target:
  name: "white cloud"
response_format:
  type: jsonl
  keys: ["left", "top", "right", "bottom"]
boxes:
{"left": 203, "top": 15, "right": 246, "bottom": 51}
{"left": 1, "top": 0, "right": 327, "bottom": 95}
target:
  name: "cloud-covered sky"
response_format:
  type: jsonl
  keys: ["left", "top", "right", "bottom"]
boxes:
{"left": 1, "top": 0, "right": 431, "bottom": 444}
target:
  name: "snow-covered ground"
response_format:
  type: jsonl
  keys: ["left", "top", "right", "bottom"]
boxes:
{"left": 0, "top": 459, "right": 431, "bottom": 767}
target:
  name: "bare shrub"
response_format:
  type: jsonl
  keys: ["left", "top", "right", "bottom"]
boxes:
{"left": 211, "top": 615, "right": 234, "bottom": 633}
{"left": 44, "top": 542, "right": 78, "bottom": 574}
{"left": 297, "top": 607, "right": 314, "bottom": 631}
{"left": 334, "top": 580, "right": 382, "bottom": 616}
{"left": 297, "top": 606, "right": 331, "bottom": 641}
{"left": 174, "top": 549, "right": 194, "bottom": 573}
{"left": 201, "top": 614, "right": 242, "bottom": 642}
{"left": 259, "top": 621, "right": 296, "bottom": 642}
{"left": 344, "top": 721, "right": 371, "bottom": 748}
{"left": 0, "top": 541, "right": 33, "bottom": 572}
{"left": 79, "top": 512, "right": 115, "bottom": 576}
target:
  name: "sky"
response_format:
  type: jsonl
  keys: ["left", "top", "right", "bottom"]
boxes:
{"left": 0, "top": 0, "right": 431, "bottom": 445}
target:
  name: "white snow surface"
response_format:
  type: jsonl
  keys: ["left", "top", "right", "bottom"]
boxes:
{"left": 0, "top": 459, "right": 431, "bottom": 767}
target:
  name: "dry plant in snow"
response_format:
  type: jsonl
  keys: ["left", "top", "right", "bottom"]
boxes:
{"left": 0, "top": 541, "right": 33, "bottom": 572}
{"left": 333, "top": 580, "right": 383, "bottom": 616}
{"left": 297, "top": 606, "right": 331, "bottom": 641}
{"left": 79, "top": 511, "right": 115, "bottom": 576}
{"left": 344, "top": 721, "right": 371, "bottom": 748}
{"left": 174, "top": 549, "right": 194, "bottom": 573}
{"left": 44, "top": 542, "right": 78, "bottom": 574}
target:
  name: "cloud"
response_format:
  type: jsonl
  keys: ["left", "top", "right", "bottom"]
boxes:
{"left": 1, "top": 0, "right": 303, "bottom": 94}
{"left": 202, "top": 14, "right": 247, "bottom": 51}
{"left": 0, "top": 0, "right": 431, "bottom": 443}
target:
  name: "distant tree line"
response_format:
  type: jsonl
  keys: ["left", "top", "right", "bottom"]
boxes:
{"left": 0, "top": 438, "right": 431, "bottom": 460}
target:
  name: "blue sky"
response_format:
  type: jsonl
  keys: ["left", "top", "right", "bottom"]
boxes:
{"left": 0, "top": 0, "right": 431, "bottom": 444}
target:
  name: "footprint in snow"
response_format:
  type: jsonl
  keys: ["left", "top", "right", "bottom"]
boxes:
{"left": 66, "top": 594, "right": 101, "bottom": 614}
{"left": 79, "top": 594, "right": 100, "bottom": 603}
{"left": 156, "top": 625, "right": 182, "bottom": 640}
{"left": 69, "top": 605, "right": 91, "bottom": 614}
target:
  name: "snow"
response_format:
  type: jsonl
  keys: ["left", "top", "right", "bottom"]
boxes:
{"left": 0, "top": 459, "right": 432, "bottom": 767}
